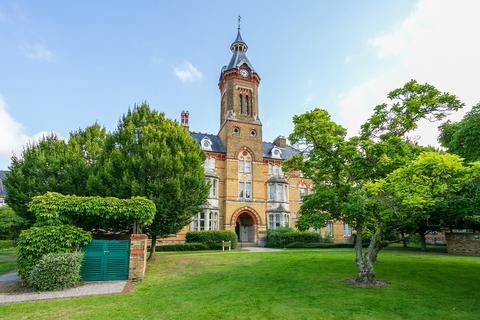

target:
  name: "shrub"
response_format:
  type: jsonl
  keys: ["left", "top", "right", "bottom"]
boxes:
{"left": 186, "top": 230, "right": 238, "bottom": 249}
{"left": 155, "top": 242, "right": 208, "bottom": 252}
{"left": 29, "top": 252, "right": 84, "bottom": 291}
{"left": 0, "top": 206, "right": 26, "bottom": 240}
{"left": 17, "top": 225, "right": 91, "bottom": 278}
{"left": 266, "top": 229, "right": 322, "bottom": 248}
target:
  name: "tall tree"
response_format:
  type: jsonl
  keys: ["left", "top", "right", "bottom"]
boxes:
{"left": 439, "top": 103, "right": 480, "bottom": 162}
{"left": 285, "top": 80, "right": 463, "bottom": 286}
{"left": 373, "top": 152, "right": 480, "bottom": 250}
{"left": 4, "top": 125, "right": 108, "bottom": 225}
{"left": 96, "top": 103, "right": 209, "bottom": 259}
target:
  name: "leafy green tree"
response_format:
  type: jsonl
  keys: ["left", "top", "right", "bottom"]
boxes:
{"left": 0, "top": 206, "right": 26, "bottom": 240}
{"left": 439, "top": 103, "right": 480, "bottom": 162}
{"left": 4, "top": 125, "right": 107, "bottom": 225}
{"left": 95, "top": 103, "right": 209, "bottom": 259}
{"left": 374, "top": 152, "right": 480, "bottom": 250}
{"left": 285, "top": 80, "right": 463, "bottom": 285}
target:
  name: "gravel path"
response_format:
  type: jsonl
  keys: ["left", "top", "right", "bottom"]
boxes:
{"left": 0, "top": 280, "right": 128, "bottom": 304}
{"left": 242, "top": 247, "right": 284, "bottom": 252}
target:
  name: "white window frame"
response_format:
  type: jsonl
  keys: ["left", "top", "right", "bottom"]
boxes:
{"left": 268, "top": 213, "right": 289, "bottom": 229}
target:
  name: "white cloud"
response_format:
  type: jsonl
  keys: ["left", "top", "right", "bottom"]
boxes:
{"left": 22, "top": 43, "right": 56, "bottom": 62}
{"left": 173, "top": 61, "right": 203, "bottom": 82}
{"left": 338, "top": 0, "right": 480, "bottom": 146}
{"left": 0, "top": 95, "right": 63, "bottom": 167}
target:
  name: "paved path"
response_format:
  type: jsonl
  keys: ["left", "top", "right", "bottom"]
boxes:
{"left": 0, "top": 280, "right": 128, "bottom": 304}
{"left": 0, "top": 271, "right": 19, "bottom": 286}
{"left": 0, "top": 255, "right": 16, "bottom": 261}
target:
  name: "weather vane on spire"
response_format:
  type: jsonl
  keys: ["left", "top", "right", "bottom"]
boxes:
{"left": 237, "top": 15, "right": 241, "bottom": 31}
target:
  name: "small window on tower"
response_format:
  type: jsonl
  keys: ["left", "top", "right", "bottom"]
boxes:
{"left": 246, "top": 95, "right": 250, "bottom": 114}
{"left": 233, "top": 127, "right": 240, "bottom": 135}
{"left": 250, "top": 129, "right": 257, "bottom": 137}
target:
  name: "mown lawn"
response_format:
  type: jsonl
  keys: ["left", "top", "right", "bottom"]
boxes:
{"left": 1, "top": 250, "right": 479, "bottom": 319}
{"left": 0, "top": 260, "right": 16, "bottom": 275}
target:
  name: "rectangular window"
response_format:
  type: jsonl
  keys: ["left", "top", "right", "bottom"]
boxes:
{"left": 300, "top": 188, "right": 306, "bottom": 202}
{"left": 273, "top": 165, "right": 279, "bottom": 176}
{"left": 212, "top": 180, "right": 217, "bottom": 197}
{"left": 268, "top": 164, "right": 273, "bottom": 175}
{"left": 327, "top": 222, "right": 333, "bottom": 237}
{"left": 269, "top": 183, "right": 275, "bottom": 201}
{"left": 277, "top": 184, "right": 284, "bottom": 202}
{"left": 343, "top": 223, "right": 352, "bottom": 237}
{"left": 239, "top": 182, "right": 244, "bottom": 198}
{"left": 244, "top": 160, "right": 251, "bottom": 173}
{"left": 245, "top": 182, "right": 252, "bottom": 199}
{"left": 269, "top": 214, "right": 274, "bottom": 229}
{"left": 239, "top": 160, "right": 244, "bottom": 173}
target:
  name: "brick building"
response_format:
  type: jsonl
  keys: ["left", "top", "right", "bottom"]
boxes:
{"left": 164, "top": 28, "right": 351, "bottom": 245}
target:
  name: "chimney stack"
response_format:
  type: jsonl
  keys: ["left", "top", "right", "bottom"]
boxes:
{"left": 180, "top": 110, "right": 189, "bottom": 129}
{"left": 273, "top": 135, "right": 287, "bottom": 148}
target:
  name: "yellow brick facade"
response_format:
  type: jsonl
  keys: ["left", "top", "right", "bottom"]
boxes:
{"left": 162, "top": 29, "right": 352, "bottom": 245}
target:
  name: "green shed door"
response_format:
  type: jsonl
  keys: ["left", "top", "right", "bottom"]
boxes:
{"left": 81, "top": 240, "right": 130, "bottom": 281}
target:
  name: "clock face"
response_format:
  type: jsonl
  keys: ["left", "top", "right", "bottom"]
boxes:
{"left": 240, "top": 69, "right": 249, "bottom": 78}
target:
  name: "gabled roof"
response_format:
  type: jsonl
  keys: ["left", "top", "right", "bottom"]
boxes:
{"left": 190, "top": 132, "right": 226, "bottom": 153}
{"left": 0, "top": 170, "right": 7, "bottom": 197}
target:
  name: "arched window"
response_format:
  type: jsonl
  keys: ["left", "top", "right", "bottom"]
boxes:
{"left": 238, "top": 150, "right": 252, "bottom": 174}
{"left": 238, "top": 150, "right": 253, "bottom": 200}
{"left": 239, "top": 94, "right": 243, "bottom": 114}
{"left": 246, "top": 95, "right": 250, "bottom": 115}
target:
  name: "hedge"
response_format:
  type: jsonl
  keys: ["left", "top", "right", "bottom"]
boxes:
{"left": 155, "top": 243, "right": 208, "bottom": 251}
{"left": 266, "top": 229, "right": 323, "bottom": 248}
{"left": 186, "top": 230, "right": 238, "bottom": 249}
{"left": 29, "top": 252, "right": 83, "bottom": 291}
{"left": 17, "top": 225, "right": 91, "bottom": 278}
{"left": 29, "top": 192, "right": 156, "bottom": 227}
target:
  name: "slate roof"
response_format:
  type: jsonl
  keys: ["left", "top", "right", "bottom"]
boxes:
{"left": 0, "top": 170, "right": 7, "bottom": 197}
{"left": 190, "top": 132, "right": 301, "bottom": 161}
{"left": 190, "top": 132, "right": 226, "bottom": 153}
{"left": 262, "top": 142, "right": 301, "bottom": 160}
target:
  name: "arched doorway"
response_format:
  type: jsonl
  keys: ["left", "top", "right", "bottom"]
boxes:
{"left": 235, "top": 212, "right": 256, "bottom": 243}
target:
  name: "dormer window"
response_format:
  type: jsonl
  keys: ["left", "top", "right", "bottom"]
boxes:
{"left": 271, "top": 146, "right": 282, "bottom": 159}
{"left": 201, "top": 137, "right": 213, "bottom": 151}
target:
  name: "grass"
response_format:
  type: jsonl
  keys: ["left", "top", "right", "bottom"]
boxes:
{"left": 0, "top": 260, "right": 16, "bottom": 275}
{"left": 0, "top": 249, "right": 479, "bottom": 319}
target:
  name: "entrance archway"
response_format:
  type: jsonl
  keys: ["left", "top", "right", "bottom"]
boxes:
{"left": 235, "top": 212, "right": 255, "bottom": 243}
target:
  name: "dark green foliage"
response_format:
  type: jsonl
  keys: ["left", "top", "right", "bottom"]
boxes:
{"left": 17, "top": 225, "right": 91, "bottom": 278}
{"left": 4, "top": 127, "right": 108, "bottom": 225}
{"left": 439, "top": 103, "right": 480, "bottom": 162}
{"left": 92, "top": 103, "right": 209, "bottom": 256}
{"left": 29, "top": 192, "right": 156, "bottom": 228}
{"left": 186, "top": 230, "right": 238, "bottom": 249}
{"left": 155, "top": 243, "right": 208, "bottom": 252}
{"left": 265, "top": 229, "right": 323, "bottom": 248}
{"left": 29, "top": 252, "right": 84, "bottom": 291}
{"left": 0, "top": 206, "right": 26, "bottom": 240}
{"left": 285, "top": 242, "right": 355, "bottom": 249}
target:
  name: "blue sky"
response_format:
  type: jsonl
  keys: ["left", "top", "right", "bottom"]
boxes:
{"left": 1, "top": 0, "right": 479, "bottom": 170}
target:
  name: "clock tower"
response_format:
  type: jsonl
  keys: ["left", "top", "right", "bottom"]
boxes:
{"left": 218, "top": 24, "right": 263, "bottom": 161}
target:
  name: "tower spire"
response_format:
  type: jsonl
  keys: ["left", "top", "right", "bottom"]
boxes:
{"left": 237, "top": 15, "right": 241, "bottom": 31}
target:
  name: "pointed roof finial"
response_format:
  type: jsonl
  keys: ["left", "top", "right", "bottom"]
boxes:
{"left": 237, "top": 15, "right": 241, "bottom": 31}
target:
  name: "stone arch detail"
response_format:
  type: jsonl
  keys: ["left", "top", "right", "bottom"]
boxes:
{"left": 230, "top": 206, "right": 262, "bottom": 225}
{"left": 236, "top": 146, "right": 256, "bottom": 162}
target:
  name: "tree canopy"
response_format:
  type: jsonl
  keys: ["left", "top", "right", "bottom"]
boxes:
{"left": 93, "top": 103, "right": 209, "bottom": 257}
{"left": 439, "top": 103, "right": 480, "bottom": 162}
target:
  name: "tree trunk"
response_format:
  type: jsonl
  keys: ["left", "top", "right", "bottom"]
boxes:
{"left": 354, "top": 227, "right": 382, "bottom": 285}
{"left": 419, "top": 232, "right": 427, "bottom": 251}
{"left": 148, "top": 234, "right": 157, "bottom": 261}
{"left": 401, "top": 232, "right": 408, "bottom": 248}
